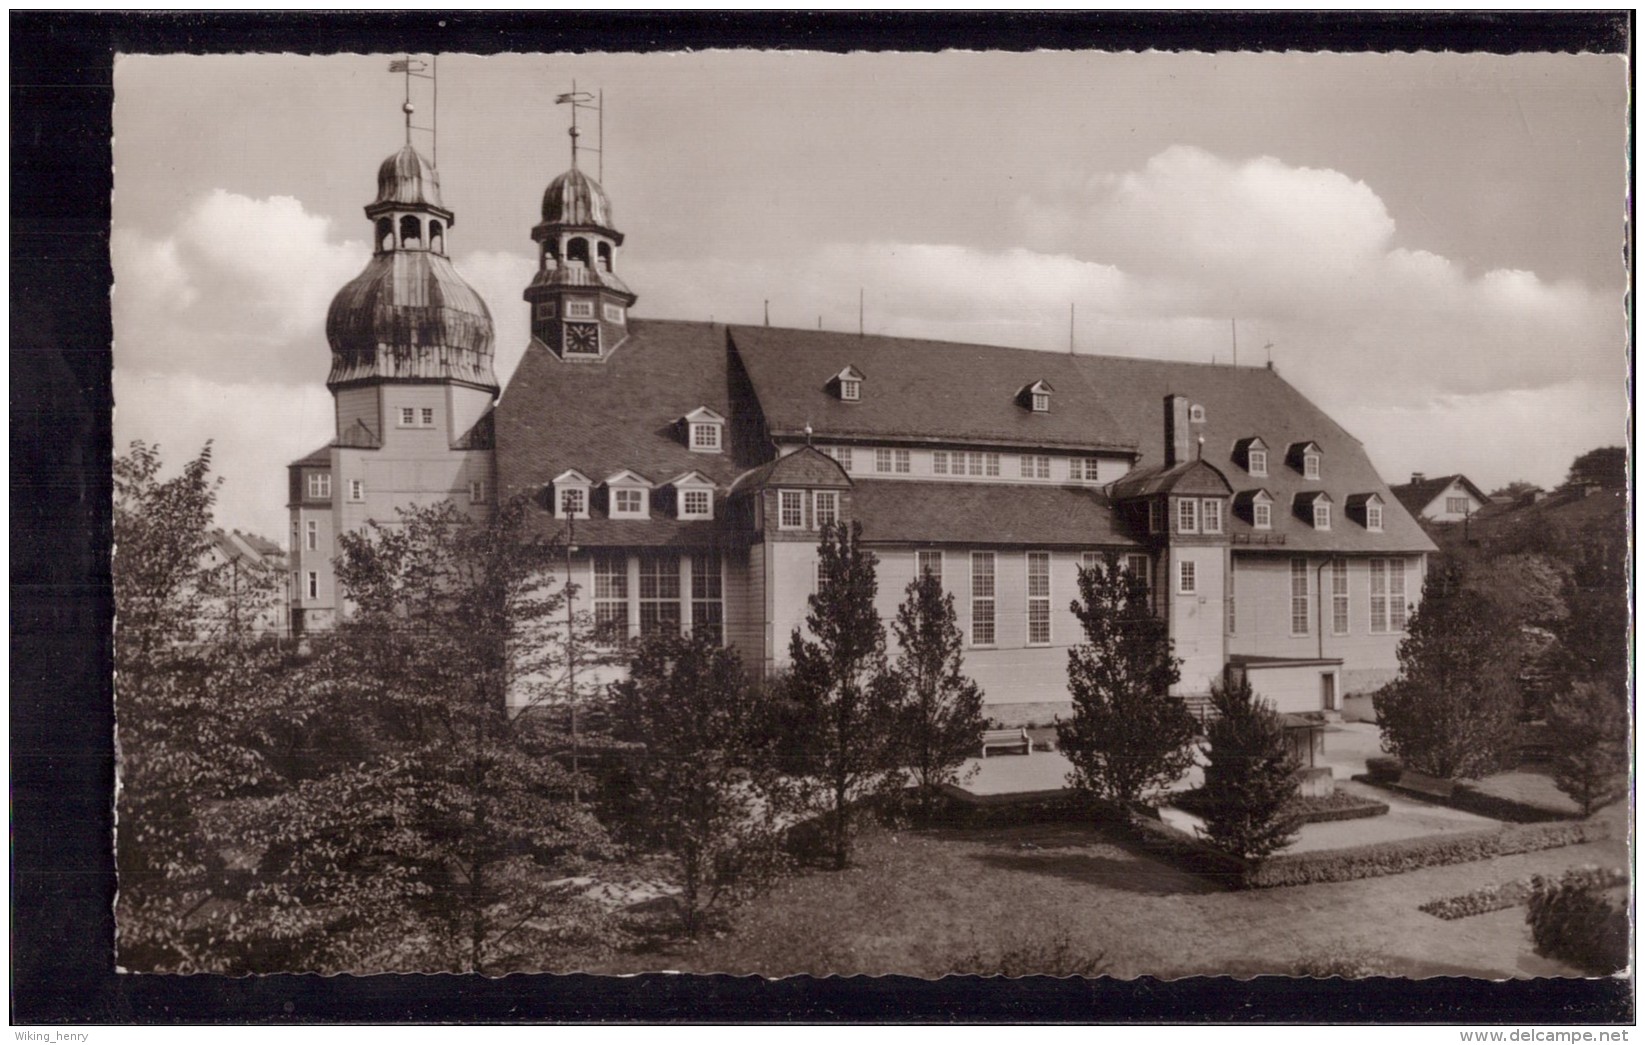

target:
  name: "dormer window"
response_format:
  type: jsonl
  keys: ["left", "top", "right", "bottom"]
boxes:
{"left": 1234, "top": 436, "right": 1269, "bottom": 477}
{"left": 604, "top": 470, "right": 653, "bottom": 520}
{"left": 1347, "top": 492, "right": 1385, "bottom": 532}
{"left": 1249, "top": 449, "right": 1268, "bottom": 476}
{"left": 1254, "top": 500, "right": 1272, "bottom": 529}
{"left": 1288, "top": 441, "right": 1323, "bottom": 480}
{"left": 552, "top": 470, "right": 592, "bottom": 519}
{"left": 1235, "top": 488, "right": 1274, "bottom": 530}
{"left": 1314, "top": 503, "right": 1331, "bottom": 529}
{"left": 1019, "top": 379, "right": 1055, "bottom": 413}
{"left": 831, "top": 365, "right": 866, "bottom": 402}
{"left": 682, "top": 407, "right": 727, "bottom": 454}
{"left": 1295, "top": 491, "right": 1332, "bottom": 530}
{"left": 1367, "top": 503, "right": 1382, "bottom": 530}
{"left": 668, "top": 472, "right": 718, "bottom": 521}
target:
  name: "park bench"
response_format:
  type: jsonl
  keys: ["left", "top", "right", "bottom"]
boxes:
{"left": 980, "top": 727, "right": 1032, "bottom": 757}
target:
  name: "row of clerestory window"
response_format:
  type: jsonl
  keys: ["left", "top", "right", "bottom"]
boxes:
{"left": 553, "top": 469, "right": 717, "bottom": 522}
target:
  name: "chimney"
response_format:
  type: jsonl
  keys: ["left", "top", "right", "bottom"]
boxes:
{"left": 1164, "top": 394, "right": 1191, "bottom": 466}
{"left": 1410, "top": 472, "right": 1426, "bottom": 484}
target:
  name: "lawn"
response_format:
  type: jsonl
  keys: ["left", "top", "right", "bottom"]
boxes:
{"left": 586, "top": 802, "right": 1626, "bottom": 979}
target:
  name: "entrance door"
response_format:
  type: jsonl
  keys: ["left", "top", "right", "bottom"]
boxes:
{"left": 1320, "top": 672, "right": 1337, "bottom": 711}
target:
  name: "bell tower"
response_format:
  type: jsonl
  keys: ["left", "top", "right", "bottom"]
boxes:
{"left": 525, "top": 87, "right": 636, "bottom": 361}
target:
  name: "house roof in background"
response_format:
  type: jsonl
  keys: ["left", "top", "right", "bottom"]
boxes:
{"left": 851, "top": 480, "right": 1140, "bottom": 548}
{"left": 1388, "top": 473, "right": 1489, "bottom": 514}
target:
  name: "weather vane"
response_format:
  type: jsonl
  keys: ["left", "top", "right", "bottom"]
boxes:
{"left": 389, "top": 55, "right": 438, "bottom": 164}
{"left": 555, "top": 80, "right": 604, "bottom": 181}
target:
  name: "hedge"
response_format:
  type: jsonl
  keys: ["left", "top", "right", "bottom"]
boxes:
{"left": 1527, "top": 866, "right": 1630, "bottom": 974}
{"left": 1172, "top": 787, "right": 1389, "bottom": 825}
{"left": 1350, "top": 774, "right": 1572, "bottom": 824}
{"left": 1247, "top": 818, "right": 1612, "bottom": 890}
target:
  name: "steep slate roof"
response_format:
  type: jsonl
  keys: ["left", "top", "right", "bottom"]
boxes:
{"left": 1067, "top": 354, "right": 1434, "bottom": 554}
{"left": 851, "top": 480, "right": 1139, "bottom": 548}
{"left": 289, "top": 442, "right": 332, "bottom": 468}
{"left": 729, "top": 327, "right": 1134, "bottom": 453}
{"left": 728, "top": 447, "right": 850, "bottom": 496}
{"left": 1388, "top": 473, "right": 1488, "bottom": 516}
{"left": 495, "top": 319, "right": 751, "bottom": 515}
{"left": 1110, "top": 459, "right": 1233, "bottom": 500}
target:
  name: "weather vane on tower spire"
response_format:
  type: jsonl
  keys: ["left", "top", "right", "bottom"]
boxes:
{"left": 388, "top": 55, "right": 438, "bottom": 164}
{"left": 555, "top": 81, "right": 604, "bottom": 181}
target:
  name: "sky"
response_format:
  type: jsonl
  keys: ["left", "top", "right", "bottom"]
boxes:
{"left": 111, "top": 50, "right": 1629, "bottom": 541}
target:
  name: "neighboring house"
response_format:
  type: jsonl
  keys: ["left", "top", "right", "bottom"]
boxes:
{"left": 201, "top": 529, "right": 289, "bottom": 637}
{"left": 1389, "top": 473, "right": 1489, "bottom": 524}
{"left": 289, "top": 111, "right": 1437, "bottom": 723}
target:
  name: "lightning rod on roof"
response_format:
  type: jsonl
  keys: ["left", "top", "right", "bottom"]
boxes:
{"left": 555, "top": 80, "right": 603, "bottom": 178}
{"left": 389, "top": 55, "right": 438, "bottom": 162}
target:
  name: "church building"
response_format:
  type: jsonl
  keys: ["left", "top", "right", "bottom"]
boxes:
{"left": 289, "top": 101, "right": 1436, "bottom": 725}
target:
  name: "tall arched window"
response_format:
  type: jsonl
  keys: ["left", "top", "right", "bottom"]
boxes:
{"left": 427, "top": 220, "right": 444, "bottom": 254}
{"left": 597, "top": 241, "right": 613, "bottom": 271}
{"left": 399, "top": 214, "right": 422, "bottom": 249}
{"left": 375, "top": 218, "right": 394, "bottom": 253}
{"left": 567, "top": 237, "right": 590, "bottom": 266}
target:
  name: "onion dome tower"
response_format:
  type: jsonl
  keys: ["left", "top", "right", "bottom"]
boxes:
{"left": 525, "top": 93, "right": 636, "bottom": 361}
{"left": 325, "top": 142, "right": 498, "bottom": 397}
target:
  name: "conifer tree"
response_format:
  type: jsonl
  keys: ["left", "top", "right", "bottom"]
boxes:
{"left": 1198, "top": 674, "right": 1302, "bottom": 867}
{"left": 888, "top": 569, "right": 986, "bottom": 815}
{"left": 784, "top": 520, "right": 900, "bottom": 869}
{"left": 1374, "top": 558, "right": 1521, "bottom": 779}
{"left": 1546, "top": 681, "right": 1628, "bottom": 817}
{"left": 1056, "top": 554, "right": 1197, "bottom": 811}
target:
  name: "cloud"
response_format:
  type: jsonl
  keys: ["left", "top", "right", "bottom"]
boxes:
{"left": 114, "top": 369, "right": 334, "bottom": 542}
{"left": 114, "top": 190, "right": 369, "bottom": 383}
{"left": 455, "top": 250, "right": 536, "bottom": 388}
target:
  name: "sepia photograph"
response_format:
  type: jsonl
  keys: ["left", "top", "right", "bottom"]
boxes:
{"left": 103, "top": 39, "right": 1628, "bottom": 988}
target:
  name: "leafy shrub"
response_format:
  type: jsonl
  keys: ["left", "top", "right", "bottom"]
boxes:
{"left": 1365, "top": 756, "right": 1402, "bottom": 783}
{"left": 1527, "top": 867, "right": 1630, "bottom": 974}
{"left": 952, "top": 927, "right": 1110, "bottom": 978}
{"left": 1423, "top": 867, "right": 1626, "bottom": 921}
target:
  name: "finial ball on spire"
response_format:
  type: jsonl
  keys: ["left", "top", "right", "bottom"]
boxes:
{"left": 403, "top": 100, "right": 416, "bottom": 115}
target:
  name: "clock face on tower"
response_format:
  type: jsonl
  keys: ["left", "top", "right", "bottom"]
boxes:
{"left": 563, "top": 321, "right": 600, "bottom": 356}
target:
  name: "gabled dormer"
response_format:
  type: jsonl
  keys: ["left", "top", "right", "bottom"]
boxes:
{"left": 551, "top": 469, "right": 592, "bottom": 519}
{"left": 667, "top": 471, "right": 718, "bottom": 520}
{"left": 679, "top": 406, "right": 726, "bottom": 453}
{"left": 1232, "top": 436, "right": 1269, "bottom": 477}
{"left": 1294, "top": 489, "right": 1333, "bottom": 530}
{"left": 1233, "top": 488, "right": 1275, "bottom": 530}
{"left": 830, "top": 365, "right": 865, "bottom": 403}
{"left": 603, "top": 469, "right": 654, "bottom": 519}
{"left": 1017, "top": 379, "right": 1055, "bottom": 413}
{"left": 1345, "top": 492, "right": 1385, "bottom": 532}
{"left": 1287, "top": 441, "right": 1323, "bottom": 480}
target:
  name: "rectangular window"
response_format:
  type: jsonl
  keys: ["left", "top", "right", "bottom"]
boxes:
{"left": 1149, "top": 500, "right": 1164, "bottom": 533}
{"left": 1032, "top": 391, "right": 1050, "bottom": 412}
{"left": 399, "top": 407, "right": 416, "bottom": 427}
{"left": 560, "top": 486, "right": 587, "bottom": 517}
{"left": 1254, "top": 501, "right": 1272, "bottom": 529}
{"left": 1371, "top": 559, "right": 1408, "bottom": 632}
{"left": 840, "top": 378, "right": 861, "bottom": 401}
{"left": 932, "top": 450, "right": 949, "bottom": 475}
{"left": 917, "top": 550, "right": 942, "bottom": 583}
{"left": 1178, "top": 560, "right": 1197, "bottom": 594}
{"left": 778, "top": 489, "right": 805, "bottom": 529}
{"left": 535, "top": 300, "right": 556, "bottom": 320}
{"left": 682, "top": 489, "right": 712, "bottom": 518}
{"left": 1446, "top": 496, "right": 1468, "bottom": 514}
{"left": 1313, "top": 503, "right": 1331, "bottom": 530}
{"left": 1020, "top": 454, "right": 1050, "bottom": 479}
{"left": 564, "top": 299, "right": 596, "bottom": 319}
{"left": 1027, "top": 552, "right": 1051, "bottom": 645}
{"left": 307, "top": 472, "right": 331, "bottom": 500}
{"left": 593, "top": 552, "right": 629, "bottom": 642}
{"left": 691, "top": 552, "right": 723, "bottom": 644}
{"left": 1390, "top": 560, "right": 1407, "bottom": 631}
{"left": 1332, "top": 558, "right": 1349, "bottom": 635}
{"left": 639, "top": 553, "right": 682, "bottom": 637}
{"left": 603, "top": 303, "right": 626, "bottom": 324}
{"left": 967, "top": 452, "right": 985, "bottom": 477}
{"left": 347, "top": 478, "right": 364, "bottom": 502}
{"left": 983, "top": 453, "right": 1000, "bottom": 477}
{"left": 691, "top": 423, "right": 720, "bottom": 451}
{"left": 1126, "top": 553, "right": 1152, "bottom": 593}
{"left": 813, "top": 490, "right": 839, "bottom": 529}
{"left": 421, "top": 407, "right": 435, "bottom": 427}
{"left": 307, "top": 571, "right": 318, "bottom": 600}
{"left": 1304, "top": 453, "right": 1321, "bottom": 480}
{"left": 894, "top": 449, "right": 911, "bottom": 474}
{"left": 1367, "top": 503, "right": 1383, "bottom": 531}
{"left": 875, "top": 448, "right": 893, "bottom": 474}
{"left": 970, "top": 552, "right": 996, "bottom": 646}
{"left": 1178, "top": 498, "right": 1199, "bottom": 534}
{"left": 305, "top": 520, "right": 318, "bottom": 551}
{"left": 1202, "top": 499, "right": 1223, "bottom": 534}
{"left": 1290, "top": 558, "right": 1310, "bottom": 635}
{"left": 1074, "top": 458, "right": 1102, "bottom": 482}
{"left": 826, "top": 446, "right": 853, "bottom": 472}
{"left": 1226, "top": 569, "right": 1236, "bottom": 635}
{"left": 469, "top": 480, "right": 486, "bottom": 504}
{"left": 613, "top": 488, "right": 646, "bottom": 517}
{"left": 1248, "top": 449, "right": 1268, "bottom": 477}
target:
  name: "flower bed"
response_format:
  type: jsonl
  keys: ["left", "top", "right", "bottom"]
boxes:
{"left": 1420, "top": 866, "right": 1626, "bottom": 921}
{"left": 1171, "top": 786, "right": 1388, "bottom": 825}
